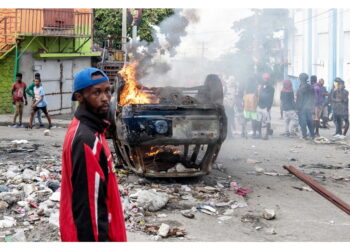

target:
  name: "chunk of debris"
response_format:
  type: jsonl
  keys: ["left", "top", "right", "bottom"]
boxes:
{"left": 130, "top": 189, "right": 169, "bottom": 212}
{"left": 0, "top": 216, "right": 16, "bottom": 229}
{"left": 181, "top": 210, "right": 195, "bottom": 219}
{"left": 263, "top": 209, "right": 276, "bottom": 220}
{"left": 43, "top": 130, "right": 51, "bottom": 136}
{"left": 246, "top": 159, "right": 261, "bottom": 164}
{"left": 157, "top": 223, "right": 170, "bottom": 237}
{"left": 196, "top": 203, "right": 217, "bottom": 215}
{"left": 12, "top": 229, "right": 26, "bottom": 242}
{"left": 265, "top": 228, "right": 277, "bottom": 235}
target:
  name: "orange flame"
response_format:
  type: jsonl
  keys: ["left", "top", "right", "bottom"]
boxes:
{"left": 119, "top": 62, "right": 158, "bottom": 106}
{"left": 145, "top": 146, "right": 181, "bottom": 157}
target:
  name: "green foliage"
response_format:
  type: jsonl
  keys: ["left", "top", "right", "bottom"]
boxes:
{"left": 231, "top": 9, "right": 294, "bottom": 85}
{"left": 93, "top": 8, "right": 174, "bottom": 48}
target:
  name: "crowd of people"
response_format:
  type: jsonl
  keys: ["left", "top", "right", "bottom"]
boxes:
{"left": 10, "top": 72, "right": 52, "bottom": 129}
{"left": 231, "top": 72, "right": 349, "bottom": 140}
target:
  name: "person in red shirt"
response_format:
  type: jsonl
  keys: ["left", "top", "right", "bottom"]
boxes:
{"left": 10, "top": 73, "right": 27, "bottom": 128}
{"left": 60, "top": 68, "right": 127, "bottom": 242}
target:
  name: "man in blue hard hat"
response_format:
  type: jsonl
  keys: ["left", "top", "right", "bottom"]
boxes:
{"left": 59, "top": 68, "right": 127, "bottom": 242}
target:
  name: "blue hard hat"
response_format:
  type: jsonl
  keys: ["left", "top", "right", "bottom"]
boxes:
{"left": 72, "top": 68, "right": 109, "bottom": 101}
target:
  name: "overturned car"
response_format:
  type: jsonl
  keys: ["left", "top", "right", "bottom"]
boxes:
{"left": 109, "top": 63, "right": 227, "bottom": 177}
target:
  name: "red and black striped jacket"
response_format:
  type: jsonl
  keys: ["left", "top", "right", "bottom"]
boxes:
{"left": 59, "top": 106, "right": 127, "bottom": 242}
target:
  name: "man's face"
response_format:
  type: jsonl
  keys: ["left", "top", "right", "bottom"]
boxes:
{"left": 34, "top": 79, "right": 40, "bottom": 87}
{"left": 77, "top": 76, "right": 111, "bottom": 117}
{"left": 319, "top": 79, "right": 324, "bottom": 86}
{"left": 16, "top": 77, "right": 22, "bottom": 83}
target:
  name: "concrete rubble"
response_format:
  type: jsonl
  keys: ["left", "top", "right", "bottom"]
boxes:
{"left": 0, "top": 140, "right": 61, "bottom": 241}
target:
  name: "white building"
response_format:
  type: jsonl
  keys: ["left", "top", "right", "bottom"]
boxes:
{"left": 287, "top": 8, "right": 350, "bottom": 91}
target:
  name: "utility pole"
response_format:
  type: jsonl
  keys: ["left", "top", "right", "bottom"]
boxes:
{"left": 122, "top": 8, "right": 127, "bottom": 64}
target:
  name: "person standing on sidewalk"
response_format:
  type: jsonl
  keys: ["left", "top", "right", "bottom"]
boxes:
{"left": 60, "top": 68, "right": 127, "bottom": 242}
{"left": 313, "top": 78, "right": 325, "bottom": 137}
{"left": 256, "top": 73, "right": 275, "bottom": 140}
{"left": 296, "top": 73, "right": 315, "bottom": 140}
{"left": 10, "top": 73, "right": 27, "bottom": 128}
{"left": 280, "top": 79, "right": 298, "bottom": 137}
{"left": 25, "top": 73, "right": 44, "bottom": 128}
{"left": 331, "top": 78, "right": 349, "bottom": 138}
{"left": 28, "top": 78, "right": 52, "bottom": 129}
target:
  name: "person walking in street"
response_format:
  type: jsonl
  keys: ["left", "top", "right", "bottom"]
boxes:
{"left": 280, "top": 79, "right": 298, "bottom": 137}
{"left": 313, "top": 78, "right": 325, "bottom": 137}
{"left": 296, "top": 73, "right": 315, "bottom": 140}
{"left": 25, "top": 73, "right": 44, "bottom": 128}
{"left": 242, "top": 78, "right": 259, "bottom": 138}
{"left": 256, "top": 73, "right": 275, "bottom": 140}
{"left": 59, "top": 68, "right": 127, "bottom": 242}
{"left": 10, "top": 73, "right": 27, "bottom": 128}
{"left": 331, "top": 78, "right": 349, "bottom": 138}
{"left": 28, "top": 78, "right": 52, "bottom": 129}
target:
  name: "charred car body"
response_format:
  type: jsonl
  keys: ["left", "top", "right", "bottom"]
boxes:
{"left": 109, "top": 65, "right": 227, "bottom": 177}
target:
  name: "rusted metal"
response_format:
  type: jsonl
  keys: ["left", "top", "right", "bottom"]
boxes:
{"left": 16, "top": 9, "right": 91, "bottom": 38}
{"left": 283, "top": 165, "right": 350, "bottom": 215}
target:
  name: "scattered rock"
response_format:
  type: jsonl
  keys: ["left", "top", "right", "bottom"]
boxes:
{"left": 0, "top": 191, "right": 23, "bottom": 205}
{"left": 263, "top": 209, "right": 276, "bottom": 220}
{"left": 255, "top": 167, "right": 265, "bottom": 173}
{"left": 181, "top": 210, "right": 195, "bottom": 219}
{"left": 49, "top": 211, "right": 59, "bottom": 228}
{"left": 175, "top": 163, "right": 187, "bottom": 172}
{"left": 22, "top": 169, "right": 36, "bottom": 182}
{"left": 0, "top": 185, "right": 9, "bottom": 192}
{"left": 35, "top": 189, "right": 53, "bottom": 202}
{"left": 0, "top": 216, "right": 16, "bottom": 229}
{"left": 47, "top": 180, "right": 60, "bottom": 192}
{"left": 246, "top": 159, "right": 261, "bottom": 164}
{"left": 43, "top": 130, "right": 51, "bottom": 136}
{"left": 130, "top": 189, "right": 169, "bottom": 212}
{"left": 0, "top": 201, "right": 9, "bottom": 211}
{"left": 23, "top": 184, "right": 35, "bottom": 196}
{"left": 49, "top": 191, "right": 60, "bottom": 202}
{"left": 12, "top": 229, "right": 26, "bottom": 242}
{"left": 157, "top": 223, "right": 170, "bottom": 237}
{"left": 265, "top": 228, "right": 277, "bottom": 235}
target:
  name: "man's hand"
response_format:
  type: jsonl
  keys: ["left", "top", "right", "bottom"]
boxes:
{"left": 31, "top": 103, "right": 36, "bottom": 108}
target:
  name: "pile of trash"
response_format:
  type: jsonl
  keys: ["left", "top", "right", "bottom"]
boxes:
{"left": 0, "top": 140, "right": 61, "bottom": 242}
{"left": 117, "top": 166, "right": 254, "bottom": 240}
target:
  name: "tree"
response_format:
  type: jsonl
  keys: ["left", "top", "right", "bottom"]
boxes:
{"left": 230, "top": 9, "right": 294, "bottom": 86}
{"left": 93, "top": 8, "right": 174, "bottom": 48}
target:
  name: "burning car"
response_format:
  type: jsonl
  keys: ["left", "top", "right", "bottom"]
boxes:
{"left": 109, "top": 62, "right": 227, "bottom": 177}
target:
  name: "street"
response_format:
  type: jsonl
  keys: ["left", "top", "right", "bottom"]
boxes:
{"left": 0, "top": 106, "right": 349, "bottom": 242}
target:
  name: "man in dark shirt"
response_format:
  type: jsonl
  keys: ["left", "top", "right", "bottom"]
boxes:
{"left": 257, "top": 73, "right": 275, "bottom": 140}
{"left": 331, "top": 78, "right": 349, "bottom": 138}
{"left": 296, "top": 73, "right": 315, "bottom": 139}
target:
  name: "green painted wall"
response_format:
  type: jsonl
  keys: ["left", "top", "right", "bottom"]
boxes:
{"left": 0, "top": 49, "right": 15, "bottom": 114}
{"left": 19, "top": 36, "right": 92, "bottom": 54}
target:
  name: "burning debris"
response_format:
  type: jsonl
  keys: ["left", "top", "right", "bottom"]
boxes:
{"left": 112, "top": 62, "right": 227, "bottom": 177}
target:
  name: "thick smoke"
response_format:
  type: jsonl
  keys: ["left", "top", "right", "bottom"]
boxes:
{"left": 138, "top": 9, "right": 253, "bottom": 88}
{"left": 127, "top": 9, "right": 200, "bottom": 79}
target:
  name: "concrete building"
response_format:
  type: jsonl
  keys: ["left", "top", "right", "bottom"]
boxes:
{"left": 0, "top": 8, "right": 100, "bottom": 115}
{"left": 287, "top": 8, "right": 350, "bottom": 91}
